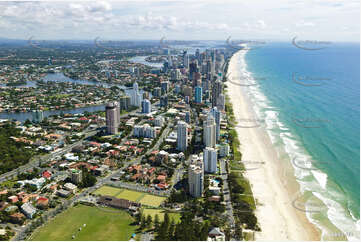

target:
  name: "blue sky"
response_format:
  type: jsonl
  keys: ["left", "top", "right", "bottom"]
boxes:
{"left": 0, "top": 0, "right": 359, "bottom": 42}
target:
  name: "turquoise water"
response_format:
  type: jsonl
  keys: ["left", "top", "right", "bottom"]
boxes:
{"left": 239, "top": 42, "right": 359, "bottom": 239}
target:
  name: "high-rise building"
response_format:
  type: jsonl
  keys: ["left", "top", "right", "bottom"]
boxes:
{"left": 161, "top": 81, "right": 169, "bottom": 94}
{"left": 70, "top": 169, "right": 82, "bottom": 184}
{"left": 119, "top": 96, "right": 131, "bottom": 111}
{"left": 154, "top": 116, "right": 165, "bottom": 127}
{"left": 177, "top": 121, "right": 188, "bottom": 152}
{"left": 32, "top": 110, "right": 44, "bottom": 123}
{"left": 160, "top": 95, "right": 168, "bottom": 107}
{"left": 141, "top": 99, "right": 151, "bottom": 114}
{"left": 212, "top": 80, "right": 222, "bottom": 107}
{"left": 153, "top": 87, "right": 162, "bottom": 97}
{"left": 195, "top": 86, "right": 203, "bottom": 103}
{"left": 183, "top": 86, "right": 193, "bottom": 98}
{"left": 183, "top": 51, "right": 189, "bottom": 69}
{"left": 217, "top": 94, "right": 225, "bottom": 111}
{"left": 203, "top": 147, "right": 217, "bottom": 173}
{"left": 106, "top": 102, "right": 119, "bottom": 134}
{"left": 188, "top": 158, "right": 204, "bottom": 197}
{"left": 203, "top": 115, "right": 216, "bottom": 148}
{"left": 189, "top": 62, "right": 198, "bottom": 80}
{"left": 133, "top": 124, "right": 156, "bottom": 138}
{"left": 185, "top": 111, "right": 191, "bottom": 123}
{"left": 130, "top": 81, "right": 142, "bottom": 107}
{"left": 210, "top": 107, "right": 221, "bottom": 142}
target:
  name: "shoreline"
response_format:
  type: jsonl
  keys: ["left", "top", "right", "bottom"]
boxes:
{"left": 226, "top": 50, "right": 321, "bottom": 240}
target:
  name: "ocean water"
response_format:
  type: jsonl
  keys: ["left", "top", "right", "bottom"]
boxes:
{"left": 236, "top": 42, "right": 359, "bottom": 240}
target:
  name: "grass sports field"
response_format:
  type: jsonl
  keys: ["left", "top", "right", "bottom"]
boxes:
{"left": 30, "top": 204, "right": 137, "bottom": 241}
{"left": 142, "top": 208, "right": 181, "bottom": 223}
{"left": 94, "top": 186, "right": 166, "bottom": 207}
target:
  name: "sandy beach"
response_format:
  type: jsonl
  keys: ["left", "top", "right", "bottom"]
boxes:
{"left": 226, "top": 50, "right": 321, "bottom": 240}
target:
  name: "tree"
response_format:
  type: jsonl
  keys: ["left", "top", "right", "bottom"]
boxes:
{"left": 154, "top": 214, "right": 160, "bottom": 231}
{"left": 140, "top": 215, "right": 146, "bottom": 230}
{"left": 168, "top": 219, "right": 176, "bottom": 240}
{"left": 146, "top": 215, "right": 152, "bottom": 228}
{"left": 200, "top": 221, "right": 209, "bottom": 241}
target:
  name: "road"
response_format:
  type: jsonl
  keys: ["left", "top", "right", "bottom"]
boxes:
{"left": 220, "top": 159, "right": 236, "bottom": 229}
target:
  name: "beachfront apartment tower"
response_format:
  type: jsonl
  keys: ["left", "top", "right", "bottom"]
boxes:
{"left": 203, "top": 147, "right": 217, "bottom": 173}
{"left": 203, "top": 115, "right": 216, "bottom": 148}
{"left": 188, "top": 161, "right": 204, "bottom": 197}
{"left": 106, "top": 102, "right": 119, "bottom": 134}
{"left": 177, "top": 121, "right": 188, "bottom": 152}
{"left": 210, "top": 107, "right": 221, "bottom": 142}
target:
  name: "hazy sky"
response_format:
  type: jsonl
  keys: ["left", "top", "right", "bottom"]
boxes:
{"left": 0, "top": 0, "right": 359, "bottom": 42}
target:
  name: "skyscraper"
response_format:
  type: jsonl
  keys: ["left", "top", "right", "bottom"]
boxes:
{"left": 177, "top": 121, "right": 188, "bottom": 152}
{"left": 195, "top": 86, "right": 203, "bottom": 103}
{"left": 210, "top": 107, "right": 221, "bottom": 142}
{"left": 212, "top": 80, "right": 222, "bottom": 107}
{"left": 119, "top": 96, "right": 131, "bottom": 110}
{"left": 106, "top": 102, "right": 119, "bottom": 134}
{"left": 183, "top": 51, "right": 189, "bottom": 69}
{"left": 203, "top": 115, "right": 216, "bottom": 148}
{"left": 217, "top": 94, "right": 225, "bottom": 111}
{"left": 161, "top": 81, "right": 169, "bottom": 94}
{"left": 141, "top": 99, "right": 151, "bottom": 114}
{"left": 188, "top": 158, "right": 204, "bottom": 197}
{"left": 203, "top": 147, "right": 217, "bottom": 173}
{"left": 130, "top": 81, "right": 142, "bottom": 107}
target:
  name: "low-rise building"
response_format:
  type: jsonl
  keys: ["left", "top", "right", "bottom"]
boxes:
{"left": 63, "top": 183, "right": 77, "bottom": 193}
{"left": 21, "top": 202, "right": 37, "bottom": 219}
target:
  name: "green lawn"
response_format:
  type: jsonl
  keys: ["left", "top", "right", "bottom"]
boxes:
{"left": 94, "top": 186, "right": 166, "bottom": 207}
{"left": 30, "top": 205, "right": 137, "bottom": 241}
{"left": 142, "top": 208, "right": 181, "bottom": 223}
{"left": 93, "top": 186, "right": 123, "bottom": 197}
{"left": 116, "top": 189, "right": 144, "bottom": 202}
{"left": 139, "top": 195, "right": 166, "bottom": 207}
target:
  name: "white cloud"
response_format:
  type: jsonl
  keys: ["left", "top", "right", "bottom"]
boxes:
{"left": 0, "top": 0, "right": 358, "bottom": 41}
